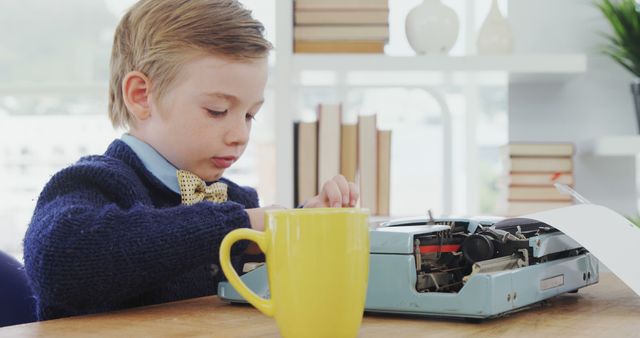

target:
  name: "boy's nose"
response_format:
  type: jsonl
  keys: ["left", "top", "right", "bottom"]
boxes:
{"left": 223, "top": 116, "right": 249, "bottom": 145}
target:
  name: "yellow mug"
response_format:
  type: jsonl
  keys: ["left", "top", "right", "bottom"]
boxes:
{"left": 219, "top": 208, "right": 370, "bottom": 338}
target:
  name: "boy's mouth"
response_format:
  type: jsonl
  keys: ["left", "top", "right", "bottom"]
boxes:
{"left": 211, "top": 156, "right": 236, "bottom": 169}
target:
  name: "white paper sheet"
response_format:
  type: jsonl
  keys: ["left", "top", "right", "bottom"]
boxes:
{"left": 523, "top": 204, "right": 640, "bottom": 296}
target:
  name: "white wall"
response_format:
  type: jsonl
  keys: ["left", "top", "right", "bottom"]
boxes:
{"left": 509, "top": 0, "right": 639, "bottom": 215}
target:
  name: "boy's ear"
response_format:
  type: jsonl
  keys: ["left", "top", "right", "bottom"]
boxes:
{"left": 122, "top": 71, "right": 152, "bottom": 121}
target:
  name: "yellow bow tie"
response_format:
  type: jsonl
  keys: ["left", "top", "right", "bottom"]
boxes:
{"left": 177, "top": 170, "right": 228, "bottom": 205}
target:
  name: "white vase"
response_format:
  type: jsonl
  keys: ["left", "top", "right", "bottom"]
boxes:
{"left": 405, "top": 0, "right": 460, "bottom": 55}
{"left": 476, "top": 0, "right": 513, "bottom": 54}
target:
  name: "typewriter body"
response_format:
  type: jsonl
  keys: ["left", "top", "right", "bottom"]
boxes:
{"left": 218, "top": 215, "right": 599, "bottom": 319}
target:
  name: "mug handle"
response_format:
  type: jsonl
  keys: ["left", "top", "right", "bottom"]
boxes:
{"left": 219, "top": 228, "right": 274, "bottom": 317}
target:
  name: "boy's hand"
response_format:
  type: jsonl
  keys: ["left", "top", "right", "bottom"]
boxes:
{"left": 245, "top": 204, "right": 287, "bottom": 232}
{"left": 303, "top": 175, "right": 359, "bottom": 208}
{"left": 244, "top": 205, "right": 286, "bottom": 254}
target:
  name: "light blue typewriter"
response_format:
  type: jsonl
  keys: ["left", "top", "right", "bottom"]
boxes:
{"left": 218, "top": 215, "right": 599, "bottom": 319}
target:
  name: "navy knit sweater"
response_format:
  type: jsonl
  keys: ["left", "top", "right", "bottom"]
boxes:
{"left": 23, "top": 140, "right": 259, "bottom": 320}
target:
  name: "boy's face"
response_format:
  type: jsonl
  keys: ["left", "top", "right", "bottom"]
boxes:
{"left": 140, "top": 54, "right": 268, "bottom": 182}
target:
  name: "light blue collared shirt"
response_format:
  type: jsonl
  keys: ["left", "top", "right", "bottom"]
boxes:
{"left": 120, "top": 133, "right": 181, "bottom": 194}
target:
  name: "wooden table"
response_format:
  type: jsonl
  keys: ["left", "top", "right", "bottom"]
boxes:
{"left": 2, "top": 273, "right": 639, "bottom": 337}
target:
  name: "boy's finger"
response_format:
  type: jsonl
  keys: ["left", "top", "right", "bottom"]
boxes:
{"left": 322, "top": 179, "right": 342, "bottom": 208}
{"left": 332, "top": 175, "right": 350, "bottom": 206}
{"left": 348, "top": 182, "right": 359, "bottom": 207}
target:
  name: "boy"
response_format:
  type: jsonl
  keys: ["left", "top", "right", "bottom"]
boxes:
{"left": 23, "top": 0, "right": 358, "bottom": 321}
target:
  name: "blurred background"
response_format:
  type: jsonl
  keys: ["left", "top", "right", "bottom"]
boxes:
{"left": 1, "top": 0, "right": 638, "bottom": 261}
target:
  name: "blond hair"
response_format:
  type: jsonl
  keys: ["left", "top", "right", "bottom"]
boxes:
{"left": 108, "top": 0, "right": 272, "bottom": 129}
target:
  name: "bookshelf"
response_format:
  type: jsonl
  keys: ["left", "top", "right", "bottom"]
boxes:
{"left": 272, "top": 0, "right": 589, "bottom": 212}
{"left": 292, "top": 54, "right": 587, "bottom": 82}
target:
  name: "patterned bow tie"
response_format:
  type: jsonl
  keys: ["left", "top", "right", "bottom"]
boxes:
{"left": 177, "top": 170, "right": 228, "bottom": 205}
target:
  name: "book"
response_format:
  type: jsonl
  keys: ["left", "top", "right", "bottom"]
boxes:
{"left": 294, "top": 10, "right": 389, "bottom": 25}
{"left": 295, "top": 0, "right": 389, "bottom": 11}
{"left": 501, "top": 141, "right": 576, "bottom": 217}
{"left": 295, "top": 121, "right": 318, "bottom": 206}
{"left": 377, "top": 129, "right": 391, "bottom": 216}
{"left": 507, "top": 200, "right": 574, "bottom": 217}
{"left": 294, "top": 25, "right": 389, "bottom": 41}
{"left": 358, "top": 114, "right": 378, "bottom": 214}
{"left": 317, "top": 104, "right": 342, "bottom": 192}
{"left": 294, "top": 40, "right": 385, "bottom": 53}
{"left": 508, "top": 157, "right": 573, "bottom": 173}
{"left": 508, "top": 172, "right": 574, "bottom": 186}
{"left": 340, "top": 123, "right": 358, "bottom": 183}
{"left": 508, "top": 186, "right": 573, "bottom": 201}
{"left": 506, "top": 143, "right": 575, "bottom": 157}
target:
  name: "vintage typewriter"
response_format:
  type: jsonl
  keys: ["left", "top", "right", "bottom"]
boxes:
{"left": 218, "top": 214, "right": 599, "bottom": 319}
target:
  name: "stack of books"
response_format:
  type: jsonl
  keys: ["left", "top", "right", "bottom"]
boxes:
{"left": 504, "top": 143, "right": 575, "bottom": 216}
{"left": 293, "top": 103, "right": 392, "bottom": 215}
{"left": 293, "top": 0, "right": 389, "bottom": 53}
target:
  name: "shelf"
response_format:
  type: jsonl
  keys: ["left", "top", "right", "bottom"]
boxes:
{"left": 582, "top": 135, "right": 640, "bottom": 156}
{"left": 291, "top": 54, "right": 587, "bottom": 83}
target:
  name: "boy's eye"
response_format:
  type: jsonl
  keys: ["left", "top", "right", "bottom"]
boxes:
{"left": 206, "top": 108, "right": 228, "bottom": 117}
{"left": 246, "top": 113, "right": 256, "bottom": 121}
